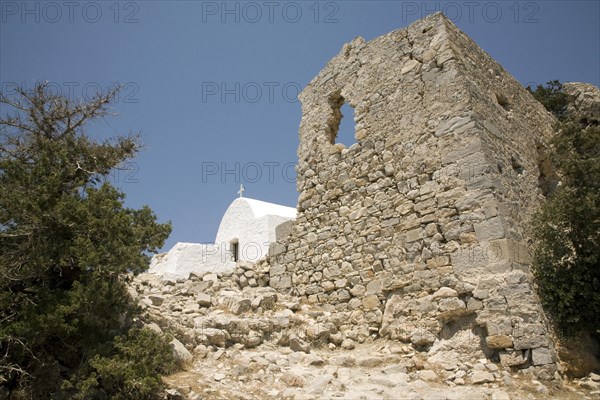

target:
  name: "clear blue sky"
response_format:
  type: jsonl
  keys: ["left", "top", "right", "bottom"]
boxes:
{"left": 1, "top": 1, "right": 599, "bottom": 251}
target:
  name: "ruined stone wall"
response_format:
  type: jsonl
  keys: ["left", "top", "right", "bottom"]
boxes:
{"left": 265, "top": 13, "right": 558, "bottom": 373}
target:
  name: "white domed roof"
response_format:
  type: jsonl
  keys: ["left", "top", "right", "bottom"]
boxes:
{"left": 234, "top": 197, "right": 297, "bottom": 219}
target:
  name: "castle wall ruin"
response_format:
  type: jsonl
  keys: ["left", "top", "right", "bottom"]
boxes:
{"left": 265, "top": 13, "right": 559, "bottom": 373}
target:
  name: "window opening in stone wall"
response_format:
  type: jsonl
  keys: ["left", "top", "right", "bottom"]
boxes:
{"left": 336, "top": 102, "right": 358, "bottom": 148}
{"left": 326, "top": 91, "right": 358, "bottom": 148}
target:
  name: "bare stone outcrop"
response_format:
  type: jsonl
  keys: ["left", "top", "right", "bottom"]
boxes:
{"left": 563, "top": 82, "right": 600, "bottom": 124}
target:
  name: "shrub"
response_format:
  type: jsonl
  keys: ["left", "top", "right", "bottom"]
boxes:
{"left": 530, "top": 82, "right": 600, "bottom": 337}
{"left": 0, "top": 83, "right": 174, "bottom": 398}
{"left": 67, "top": 328, "right": 177, "bottom": 400}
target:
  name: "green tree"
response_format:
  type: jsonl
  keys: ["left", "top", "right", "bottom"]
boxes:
{"left": 527, "top": 79, "right": 569, "bottom": 120}
{"left": 530, "top": 81, "right": 600, "bottom": 337}
{"left": 0, "top": 83, "right": 175, "bottom": 398}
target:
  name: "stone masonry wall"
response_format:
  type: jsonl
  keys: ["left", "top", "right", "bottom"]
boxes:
{"left": 264, "top": 13, "right": 558, "bottom": 374}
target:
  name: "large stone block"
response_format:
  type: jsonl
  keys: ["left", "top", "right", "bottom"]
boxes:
{"left": 474, "top": 217, "right": 506, "bottom": 242}
{"left": 362, "top": 295, "right": 380, "bottom": 310}
{"left": 499, "top": 350, "right": 527, "bottom": 367}
{"left": 486, "top": 335, "right": 513, "bottom": 349}
{"left": 221, "top": 296, "right": 251, "bottom": 315}
{"left": 532, "top": 347, "right": 555, "bottom": 366}
{"left": 405, "top": 228, "right": 423, "bottom": 243}
{"left": 488, "top": 238, "right": 532, "bottom": 264}
{"left": 270, "top": 274, "right": 292, "bottom": 289}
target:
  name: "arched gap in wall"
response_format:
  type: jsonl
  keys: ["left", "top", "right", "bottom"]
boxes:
{"left": 336, "top": 102, "right": 358, "bottom": 148}
{"left": 326, "top": 91, "right": 358, "bottom": 148}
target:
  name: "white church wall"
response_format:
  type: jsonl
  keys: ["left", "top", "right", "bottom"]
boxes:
{"left": 215, "top": 200, "right": 269, "bottom": 263}
{"left": 149, "top": 197, "right": 296, "bottom": 280}
{"left": 215, "top": 198, "right": 296, "bottom": 263}
{"left": 148, "top": 242, "right": 236, "bottom": 280}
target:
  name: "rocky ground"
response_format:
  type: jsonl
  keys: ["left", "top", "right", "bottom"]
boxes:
{"left": 162, "top": 343, "right": 598, "bottom": 400}
{"left": 128, "top": 268, "right": 600, "bottom": 400}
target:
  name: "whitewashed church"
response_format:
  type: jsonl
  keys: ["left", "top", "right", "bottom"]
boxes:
{"left": 149, "top": 191, "right": 296, "bottom": 280}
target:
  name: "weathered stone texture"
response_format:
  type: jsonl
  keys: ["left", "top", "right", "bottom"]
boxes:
{"left": 263, "top": 13, "right": 559, "bottom": 369}
{"left": 563, "top": 82, "right": 600, "bottom": 123}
